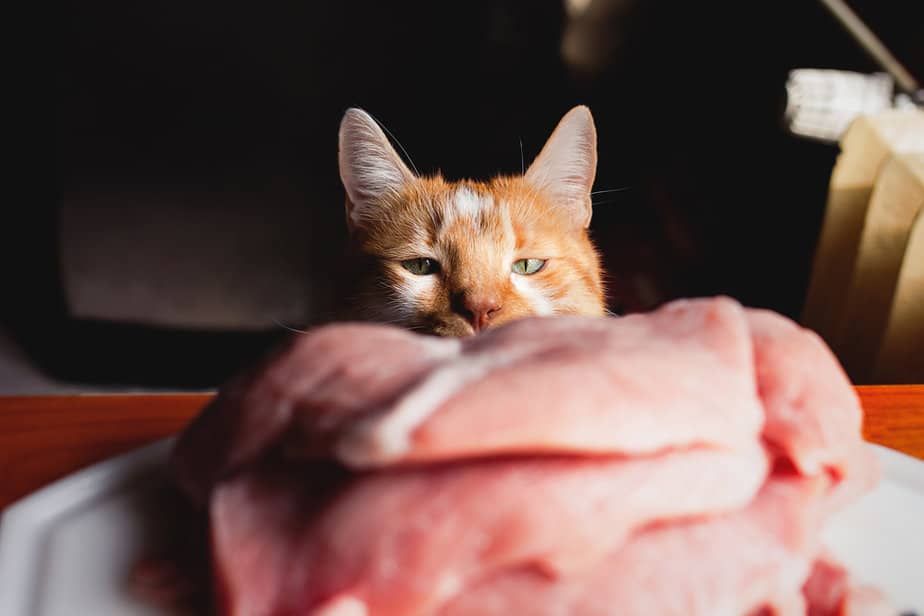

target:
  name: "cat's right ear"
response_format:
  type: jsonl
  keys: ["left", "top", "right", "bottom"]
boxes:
{"left": 339, "top": 108, "right": 416, "bottom": 230}
{"left": 525, "top": 106, "right": 597, "bottom": 229}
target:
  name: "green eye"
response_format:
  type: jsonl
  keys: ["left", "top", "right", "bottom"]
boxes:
{"left": 512, "top": 258, "right": 546, "bottom": 275}
{"left": 401, "top": 257, "right": 441, "bottom": 275}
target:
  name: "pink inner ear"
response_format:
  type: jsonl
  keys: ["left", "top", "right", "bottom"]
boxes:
{"left": 338, "top": 108, "right": 415, "bottom": 228}
{"left": 525, "top": 107, "right": 597, "bottom": 228}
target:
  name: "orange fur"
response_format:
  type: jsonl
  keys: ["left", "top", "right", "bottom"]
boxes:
{"left": 339, "top": 107, "right": 605, "bottom": 336}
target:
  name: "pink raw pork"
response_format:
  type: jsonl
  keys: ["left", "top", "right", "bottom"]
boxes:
{"left": 211, "top": 445, "right": 767, "bottom": 615}
{"left": 174, "top": 297, "right": 764, "bottom": 497}
{"left": 748, "top": 310, "right": 871, "bottom": 480}
{"left": 169, "top": 296, "right": 884, "bottom": 616}
{"left": 437, "top": 471, "right": 832, "bottom": 616}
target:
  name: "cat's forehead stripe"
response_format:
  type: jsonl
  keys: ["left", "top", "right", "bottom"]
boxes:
{"left": 448, "top": 186, "right": 491, "bottom": 222}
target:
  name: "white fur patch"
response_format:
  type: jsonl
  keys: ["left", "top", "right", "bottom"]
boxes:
{"left": 442, "top": 187, "right": 492, "bottom": 228}
{"left": 389, "top": 272, "right": 436, "bottom": 322}
{"left": 454, "top": 187, "right": 487, "bottom": 217}
{"left": 511, "top": 274, "right": 556, "bottom": 316}
{"left": 498, "top": 199, "right": 515, "bottom": 239}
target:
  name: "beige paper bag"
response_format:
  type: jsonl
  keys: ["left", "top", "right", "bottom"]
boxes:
{"left": 874, "top": 208, "right": 924, "bottom": 384}
{"left": 801, "top": 110, "right": 924, "bottom": 345}
{"left": 837, "top": 153, "right": 924, "bottom": 381}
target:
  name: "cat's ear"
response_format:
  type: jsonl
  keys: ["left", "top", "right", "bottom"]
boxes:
{"left": 525, "top": 106, "right": 597, "bottom": 228}
{"left": 339, "top": 108, "right": 416, "bottom": 229}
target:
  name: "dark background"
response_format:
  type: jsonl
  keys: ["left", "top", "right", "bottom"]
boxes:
{"left": 7, "top": 0, "right": 923, "bottom": 389}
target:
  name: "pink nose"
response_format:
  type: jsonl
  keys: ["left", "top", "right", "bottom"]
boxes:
{"left": 453, "top": 293, "right": 502, "bottom": 332}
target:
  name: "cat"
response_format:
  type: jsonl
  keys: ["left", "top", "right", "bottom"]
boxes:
{"left": 338, "top": 105, "right": 606, "bottom": 336}
{"left": 128, "top": 110, "right": 608, "bottom": 610}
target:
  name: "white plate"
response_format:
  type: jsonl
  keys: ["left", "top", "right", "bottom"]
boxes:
{"left": 1, "top": 442, "right": 922, "bottom": 615}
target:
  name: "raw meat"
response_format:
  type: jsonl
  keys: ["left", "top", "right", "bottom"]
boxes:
{"left": 747, "top": 310, "right": 879, "bottom": 509}
{"left": 748, "top": 309, "right": 866, "bottom": 477}
{"left": 167, "top": 296, "right": 884, "bottom": 616}
{"left": 211, "top": 444, "right": 767, "bottom": 616}
{"left": 174, "top": 297, "right": 763, "bottom": 494}
{"left": 173, "top": 325, "right": 461, "bottom": 502}
{"left": 337, "top": 298, "right": 762, "bottom": 468}
{"left": 436, "top": 471, "right": 831, "bottom": 616}
{"left": 802, "top": 555, "right": 895, "bottom": 616}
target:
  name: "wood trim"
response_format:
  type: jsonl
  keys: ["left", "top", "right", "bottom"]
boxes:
{"left": 2, "top": 386, "right": 922, "bottom": 509}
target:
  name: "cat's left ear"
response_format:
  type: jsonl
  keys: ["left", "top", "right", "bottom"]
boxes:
{"left": 525, "top": 106, "right": 597, "bottom": 228}
{"left": 339, "top": 108, "right": 416, "bottom": 230}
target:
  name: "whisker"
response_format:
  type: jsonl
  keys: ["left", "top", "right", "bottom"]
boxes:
{"left": 273, "top": 319, "right": 311, "bottom": 334}
{"left": 590, "top": 187, "right": 632, "bottom": 196}
{"left": 519, "top": 137, "right": 525, "bottom": 174}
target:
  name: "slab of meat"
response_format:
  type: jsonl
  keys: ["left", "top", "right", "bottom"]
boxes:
{"left": 211, "top": 444, "right": 767, "bottom": 616}
{"left": 173, "top": 325, "right": 462, "bottom": 503}
{"left": 386, "top": 476, "right": 893, "bottom": 616}
{"left": 437, "top": 471, "right": 831, "bottom": 616}
{"left": 167, "top": 296, "right": 886, "bottom": 616}
{"left": 747, "top": 309, "right": 879, "bottom": 510}
{"left": 174, "top": 297, "right": 763, "bottom": 498}
{"left": 749, "top": 310, "right": 867, "bottom": 476}
{"left": 335, "top": 298, "right": 763, "bottom": 468}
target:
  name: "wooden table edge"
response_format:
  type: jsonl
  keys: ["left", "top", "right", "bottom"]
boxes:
{"left": 1, "top": 386, "right": 922, "bottom": 509}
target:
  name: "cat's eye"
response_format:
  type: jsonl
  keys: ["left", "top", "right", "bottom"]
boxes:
{"left": 512, "top": 258, "right": 546, "bottom": 275}
{"left": 401, "top": 257, "right": 441, "bottom": 275}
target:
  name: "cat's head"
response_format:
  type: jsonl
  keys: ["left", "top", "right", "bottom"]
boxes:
{"left": 338, "top": 106, "right": 605, "bottom": 336}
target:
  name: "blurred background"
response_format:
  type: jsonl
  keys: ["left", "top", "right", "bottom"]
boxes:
{"left": 5, "top": 0, "right": 923, "bottom": 392}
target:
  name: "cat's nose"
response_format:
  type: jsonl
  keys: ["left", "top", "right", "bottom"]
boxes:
{"left": 453, "top": 293, "right": 502, "bottom": 332}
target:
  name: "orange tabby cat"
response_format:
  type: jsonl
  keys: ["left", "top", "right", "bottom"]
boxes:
{"left": 338, "top": 106, "right": 605, "bottom": 336}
